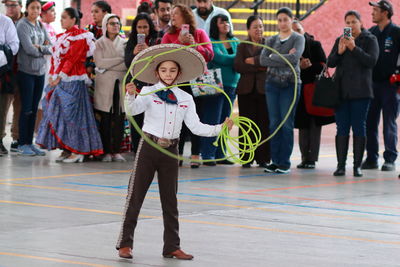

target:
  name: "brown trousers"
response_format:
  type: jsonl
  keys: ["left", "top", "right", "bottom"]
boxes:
{"left": 0, "top": 90, "right": 20, "bottom": 140}
{"left": 116, "top": 138, "right": 180, "bottom": 255}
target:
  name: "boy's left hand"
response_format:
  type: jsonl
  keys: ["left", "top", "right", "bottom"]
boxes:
{"left": 223, "top": 117, "right": 234, "bottom": 131}
{"left": 126, "top": 83, "right": 137, "bottom": 95}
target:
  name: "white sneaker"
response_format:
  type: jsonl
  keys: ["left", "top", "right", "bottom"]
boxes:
{"left": 102, "top": 154, "right": 112, "bottom": 162}
{"left": 112, "top": 153, "right": 126, "bottom": 162}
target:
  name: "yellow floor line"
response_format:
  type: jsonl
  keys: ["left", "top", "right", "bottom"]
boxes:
{"left": 0, "top": 170, "right": 131, "bottom": 182}
{"left": 1, "top": 200, "right": 399, "bottom": 246}
{"left": 180, "top": 219, "right": 400, "bottom": 246}
{"left": 0, "top": 200, "right": 158, "bottom": 219}
{"left": 1, "top": 183, "right": 399, "bottom": 226}
{"left": 0, "top": 183, "right": 126, "bottom": 196}
{"left": 0, "top": 252, "right": 113, "bottom": 267}
{"left": 0, "top": 152, "right": 341, "bottom": 182}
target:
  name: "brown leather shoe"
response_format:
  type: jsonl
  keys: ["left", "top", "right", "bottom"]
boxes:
{"left": 163, "top": 249, "right": 193, "bottom": 260}
{"left": 118, "top": 247, "right": 133, "bottom": 259}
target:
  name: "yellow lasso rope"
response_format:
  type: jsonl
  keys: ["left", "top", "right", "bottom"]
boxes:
{"left": 122, "top": 40, "right": 298, "bottom": 165}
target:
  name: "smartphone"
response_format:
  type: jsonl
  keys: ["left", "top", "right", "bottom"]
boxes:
{"left": 181, "top": 24, "right": 189, "bottom": 35}
{"left": 137, "top": 33, "right": 146, "bottom": 44}
{"left": 343, "top": 27, "right": 352, "bottom": 39}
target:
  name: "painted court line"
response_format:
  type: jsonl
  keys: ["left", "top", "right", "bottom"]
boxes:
{"left": 0, "top": 182, "right": 126, "bottom": 196}
{"left": 195, "top": 187, "right": 400, "bottom": 210}
{"left": 0, "top": 252, "right": 113, "bottom": 267}
{"left": 0, "top": 170, "right": 130, "bottom": 182}
{"left": 63, "top": 176, "right": 227, "bottom": 188}
{"left": 36, "top": 180, "right": 400, "bottom": 216}
{"left": 240, "top": 177, "right": 398, "bottom": 193}
{"left": 9, "top": 179, "right": 396, "bottom": 217}
{"left": 1, "top": 182, "right": 399, "bottom": 225}
{"left": 1, "top": 200, "right": 399, "bottom": 247}
{"left": 146, "top": 190, "right": 400, "bottom": 218}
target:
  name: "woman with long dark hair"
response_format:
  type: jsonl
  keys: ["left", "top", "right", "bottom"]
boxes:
{"left": 36, "top": 8, "right": 103, "bottom": 162}
{"left": 328, "top": 10, "right": 379, "bottom": 177}
{"left": 292, "top": 20, "right": 334, "bottom": 169}
{"left": 200, "top": 14, "right": 240, "bottom": 165}
{"left": 125, "top": 12, "right": 160, "bottom": 154}
{"left": 16, "top": 0, "right": 51, "bottom": 156}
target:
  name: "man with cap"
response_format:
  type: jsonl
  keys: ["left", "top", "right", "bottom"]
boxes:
{"left": 0, "top": 0, "right": 22, "bottom": 155}
{"left": 362, "top": 0, "right": 400, "bottom": 172}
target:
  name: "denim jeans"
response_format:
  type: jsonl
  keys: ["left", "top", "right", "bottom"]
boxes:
{"left": 215, "top": 86, "right": 237, "bottom": 159}
{"left": 335, "top": 98, "right": 370, "bottom": 137}
{"left": 265, "top": 81, "right": 300, "bottom": 168}
{"left": 366, "top": 81, "right": 400, "bottom": 163}
{"left": 17, "top": 71, "right": 44, "bottom": 145}
{"left": 199, "top": 94, "right": 224, "bottom": 159}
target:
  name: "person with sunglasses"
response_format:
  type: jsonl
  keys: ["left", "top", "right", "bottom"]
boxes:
{"left": 93, "top": 14, "right": 128, "bottom": 162}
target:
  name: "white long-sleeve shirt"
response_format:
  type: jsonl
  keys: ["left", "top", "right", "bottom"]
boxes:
{"left": 0, "top": 14, "right": 19, "bottom": 67}
{"left": 193, "top": 5, "right": 233, "bottom": 36}
{"left": 125, "top": 82, "right": 222, "bottom": 139}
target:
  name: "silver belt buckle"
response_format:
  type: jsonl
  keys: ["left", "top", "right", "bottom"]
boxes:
{"left": 157, "top": 138, "right": 171, "bottom": 148}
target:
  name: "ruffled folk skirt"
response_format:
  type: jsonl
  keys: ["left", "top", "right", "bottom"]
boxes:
{"left": 36, "top": 80, "right": 103, "bottom": 155}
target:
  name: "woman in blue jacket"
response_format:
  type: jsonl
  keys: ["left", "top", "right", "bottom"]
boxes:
{"left": 200, "top": 14, "right": 240, "bottom": 165}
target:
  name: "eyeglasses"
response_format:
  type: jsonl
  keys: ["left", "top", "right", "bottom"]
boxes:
{"left": 108, "top": 22, "right": 121, "bottom": 26}
{"left": 5, "top": 4, "right": 19, "bottom": 8}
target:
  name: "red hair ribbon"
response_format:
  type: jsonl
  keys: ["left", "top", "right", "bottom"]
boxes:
{"left": 42, "top": 1, "right": 55, "bottom": 13}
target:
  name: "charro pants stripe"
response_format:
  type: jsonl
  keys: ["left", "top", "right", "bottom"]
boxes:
{"left": 116, "top": 138, "right": 180, "bottom": 255}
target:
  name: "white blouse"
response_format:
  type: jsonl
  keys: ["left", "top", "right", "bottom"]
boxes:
{"left": 125, "top": 82, "right": 222, "bottom": 139}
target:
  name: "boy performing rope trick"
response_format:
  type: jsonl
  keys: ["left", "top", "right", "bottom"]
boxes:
{"left": 116, "top": 44, "right": 233, "bottom": 260}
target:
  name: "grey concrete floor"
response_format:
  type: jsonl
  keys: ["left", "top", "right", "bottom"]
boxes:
{"left": 0, "top": 124, "right": 399, "bottom": 267}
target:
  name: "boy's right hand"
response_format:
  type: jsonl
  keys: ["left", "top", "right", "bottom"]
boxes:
{"left": 126, "top": 83, "right": 137, "bottom": 95}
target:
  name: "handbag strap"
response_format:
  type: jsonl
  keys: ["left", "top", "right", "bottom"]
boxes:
{"left": 317, "top": 61, "right": 337, "bottom": 79}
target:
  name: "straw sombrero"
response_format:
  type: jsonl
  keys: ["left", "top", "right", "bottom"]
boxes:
{"left": 130, "top": 43, "right": 206, "bottom": 84}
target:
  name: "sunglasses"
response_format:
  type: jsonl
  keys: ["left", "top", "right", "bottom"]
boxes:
{"left": 5, "top": 4, "right": 19, "bottom": 7}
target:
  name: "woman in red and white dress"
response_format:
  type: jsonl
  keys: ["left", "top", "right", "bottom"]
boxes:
{"left": 36, "top": 8, "right": 103, "bottom": 163}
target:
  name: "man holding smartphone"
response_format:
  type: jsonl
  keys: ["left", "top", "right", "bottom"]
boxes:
{"left": 362, "top": 0, "right": 400, "bottom": 172}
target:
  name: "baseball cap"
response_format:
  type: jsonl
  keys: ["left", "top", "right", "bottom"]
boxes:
{"left": 369, "top": 0, "right": 394, "bottom": 16}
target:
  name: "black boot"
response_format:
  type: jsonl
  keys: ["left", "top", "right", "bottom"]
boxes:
{"left": 333, "top": 136, "right": 349, "bottom": 176}
{"left": 353, "top": 136, "right": 366, "bottom": 177}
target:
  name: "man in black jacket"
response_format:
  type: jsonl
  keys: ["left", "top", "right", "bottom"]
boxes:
{"left": 362, "top": 1, "right": 400, "bottom": 172}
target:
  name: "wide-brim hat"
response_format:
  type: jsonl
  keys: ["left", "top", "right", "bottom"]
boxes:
{"left": 130, "top": 43, "right": 206, "bottom": 84}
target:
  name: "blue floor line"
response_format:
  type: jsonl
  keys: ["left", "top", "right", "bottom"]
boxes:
{"left": 146, "top": 190, "right": 400, "bottom": 218}
{"left": 64, "top": 182, "right": 127, "bottom": 189}
{"left": 63, "top": 181, "right": 400, "bottom": 217}
{"left": 64, "top": 173, "right": 267, "bottom": 188}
